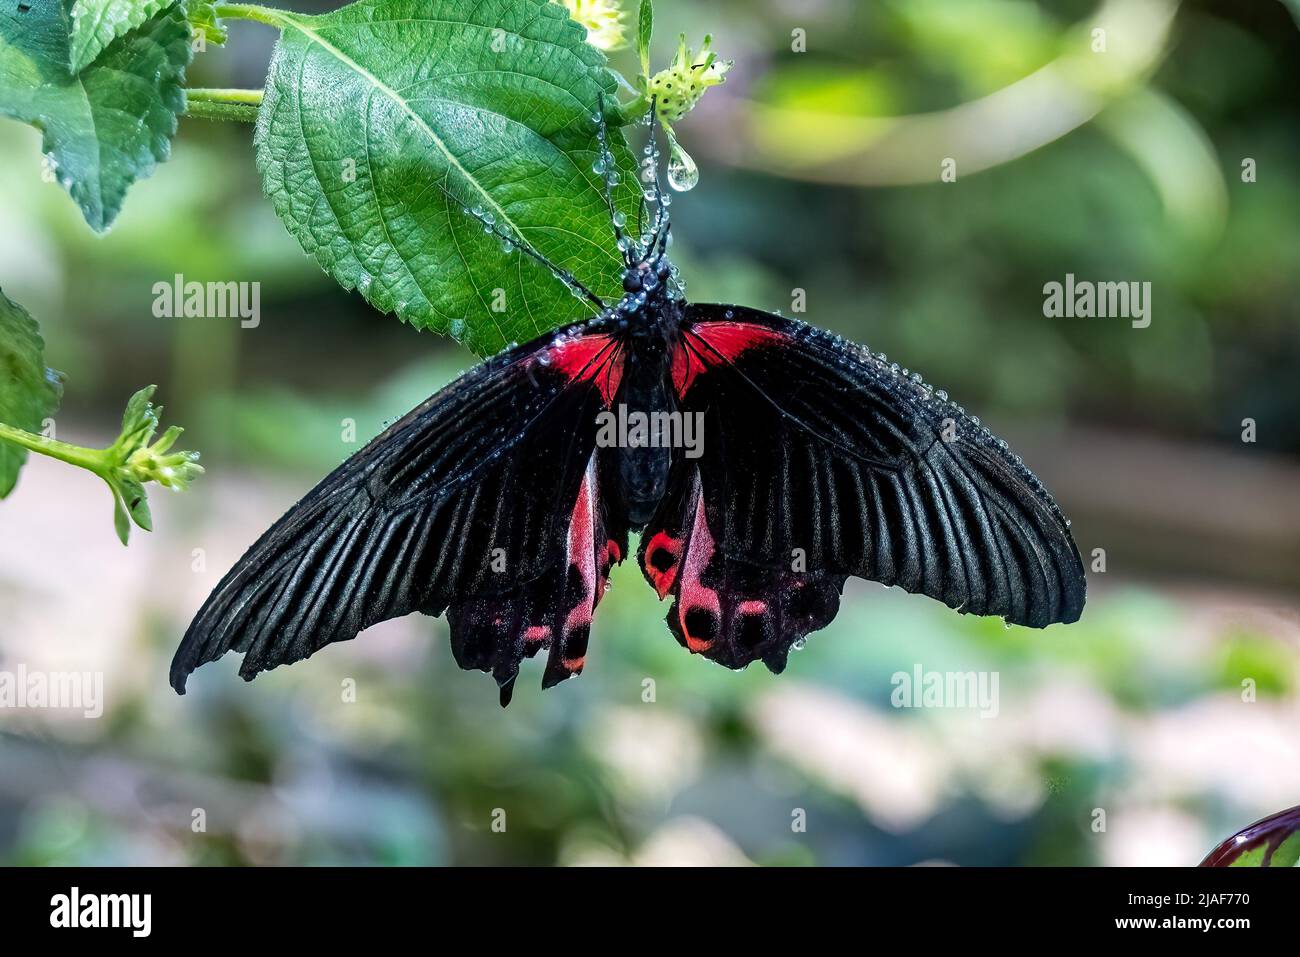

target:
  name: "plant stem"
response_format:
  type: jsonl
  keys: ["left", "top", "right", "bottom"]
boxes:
{"left": 0, "top": 421, "right": 107, "bottom": 477}
{"left": 186, "top": 88, "right": 263, "bottom": 123}
{"left": 188, "top": 87, "right": 265, "bottom": 105}
{"left": 212, "top": 2, "right": 287, "bottom": 27}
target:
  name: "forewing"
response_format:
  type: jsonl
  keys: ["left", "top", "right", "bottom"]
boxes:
{"left": 651, "top": 303, "right": 1084, "bottom": 665}
{"left": 171, "top": 323, "right": 627, "bottom": 697}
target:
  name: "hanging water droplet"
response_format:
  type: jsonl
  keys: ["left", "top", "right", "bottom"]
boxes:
{"left": 644, "top": 188, "right": 658, "bottom": 203}
{"left": 593, "top": 157, "right": 606, "bottom": 175}
{"left": 666, "top": 136, "right": 699, "bottom": 192}
{"left": 660, "top": 193, "right": 672, "bottom": 207}
{"left": 792, "top": 637, "right": 807, "bottom": 651}
{"left": 612, "top": 210, "right": 626, "bottom": 228}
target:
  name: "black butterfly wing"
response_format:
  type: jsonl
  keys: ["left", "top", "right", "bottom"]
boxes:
{"left": 638, "top": 303, "right": 1085, "bottom": 672}
{"left": 171, "top": 322, "right": 629, "bottom": 703}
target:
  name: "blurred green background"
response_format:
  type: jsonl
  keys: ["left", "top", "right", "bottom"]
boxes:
{"left": 1, "top": 0, "right": 1298, "bottom": 865}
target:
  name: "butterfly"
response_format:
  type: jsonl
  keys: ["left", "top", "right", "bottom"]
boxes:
{"left": 171, "top": 106, "right": 1086, "bottom": 706}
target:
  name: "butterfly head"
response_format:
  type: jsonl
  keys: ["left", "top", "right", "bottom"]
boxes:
{"left": 622, "top": 253, "right": 672, "bottom": 297}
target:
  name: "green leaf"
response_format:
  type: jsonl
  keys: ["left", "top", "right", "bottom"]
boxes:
{"left": 255, "top": 0, "right": 640, "bottom": 357}
{"left": 0, "top": 0, "right": 192, "bottom": 231}
{"left": 0, "top": 288, "right": 63, "bottom": 498}
{"left": 1202, "top": 804, "right": 1300, "bottom": 867}
{"left": 637, "top": 0, "right": 652, "bottom": 78}
{"left": 185, "top": 0, "right": 225, "bottom": 47}
{"left": 68, "top": 0, "right": 174, "bottom": 73}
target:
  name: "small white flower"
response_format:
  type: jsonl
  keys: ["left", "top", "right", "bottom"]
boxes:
{"left": 559, "top": 0, "right": 628, "bottom": 52}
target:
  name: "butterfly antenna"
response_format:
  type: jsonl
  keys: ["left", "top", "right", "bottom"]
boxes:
{"left": 645, "top": 112, "right": 672, "bottom": 258}
{"left": 458, "top": 201, "right": 606, "bottom": 313}
{"left": 639, "top": 99, "right": 669, "bottom": 254}
{"left": 594, "top": 93, "right": 636, "bottom": 266}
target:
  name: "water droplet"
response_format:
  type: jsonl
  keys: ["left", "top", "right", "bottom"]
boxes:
{"left": 612, "top": 210, "right": 626, "bottom": 228}
{"left": 471, "top": 205, "right": 484, "bottom": 218}
{"left": 792, "top": 637, "right": 807, "bottom": 651}
{"left": 666, "top": 138, "right": 699, "bottom": 191}
{"left": 500, "top": 237, "right": 515, "bottom": 253}
{"left": 936, "top": 390, "right": 948, "bottom": 401}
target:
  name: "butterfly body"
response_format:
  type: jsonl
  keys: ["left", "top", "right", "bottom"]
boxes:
{"left": 171, "top": 111, "right": 1086, "bottom": 706}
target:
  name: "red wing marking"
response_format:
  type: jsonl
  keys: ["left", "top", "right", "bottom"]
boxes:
{"left": 543, "top": 334, "right": 624, "bottom": 404}
{"left": 642, "top": 531, "right": 683, "bottom": 599}
{"left": 676, "top": 492, "right": 721, "bottom": 654}
{"left": 562, "top": 462, "right": 597, "bottom": 639}
{"left": 672, "top": 322, "right": 786, "bottom": 397}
